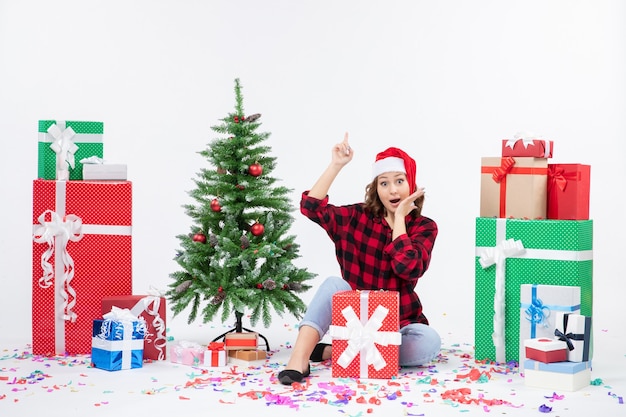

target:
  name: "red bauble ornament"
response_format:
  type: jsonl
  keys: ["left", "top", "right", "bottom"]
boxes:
{"left": 256, "top": 283, "right": 263, "bottom": 289}
{"left": 248, "top": 162, "right": 263, "bottom": 177}
{"left": 192, "top": 233, "right": 207, "bottom": 243}
{"left": 250, "top": 222, "right": 265, "bottom": 236}
{"left": 210, "top": 198, "right": 221, "bottom": 212}
{"left": 236, "top": 184, "right": 245, "bottom": 190}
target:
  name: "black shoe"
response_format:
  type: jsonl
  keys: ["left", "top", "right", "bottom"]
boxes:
{"left": 277, "top": 365, "right": 311, "bottom": 385}
{"left": 309, "top": 343, "right": 331, "bottom": 362}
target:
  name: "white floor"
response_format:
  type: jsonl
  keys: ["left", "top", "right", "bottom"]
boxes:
{"left": 1, "top": 314, "right": 624, "bottom": 417}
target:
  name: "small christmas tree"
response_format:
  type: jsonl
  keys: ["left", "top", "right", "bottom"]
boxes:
{"left": 168, "top": 78, "right": 315, "bottom": 333}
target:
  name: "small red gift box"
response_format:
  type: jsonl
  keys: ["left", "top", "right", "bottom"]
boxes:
{"left": 101, "top": 294, "right": 167, "bottom": 360}
{"left": 224, "top": 332, "right": 258, "bottom": 350}
{"left": 480, "top": 156, "right": 548, "bottom": 219}
{"left": 32, "top": 180, "right": 132, "bottom": 355}
{"left": 502, "top": 136, "right": 553, "bottom": 158}
{"left": 204, "top": 342, "right": 227, "bottom": 367}
{"left": 329, "top": 290, "right": 401, "bottom": 379}
{"left": 547, "top": 164, "right": 591, "bottom": 220}
{"left": 524, "top": 338, "right": 569, "bottom": 363}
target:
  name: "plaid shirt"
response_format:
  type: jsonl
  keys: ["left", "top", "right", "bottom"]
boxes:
{"left": 301, "top": 191, "right": 438, "bottom": 327}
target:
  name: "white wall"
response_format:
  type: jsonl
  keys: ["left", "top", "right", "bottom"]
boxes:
{"left": 1, "top": 0, "right": 624, "bottom": 344}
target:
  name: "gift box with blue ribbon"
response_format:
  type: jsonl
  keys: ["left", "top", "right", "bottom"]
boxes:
{"left": 519, "top": 284, "right": 581, "bottom": 366}
{"left": 91, "top": 307, "right": 146, "bottom": 371}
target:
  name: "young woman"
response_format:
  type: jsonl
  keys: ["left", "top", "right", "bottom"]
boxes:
{"left": 278, "top": 133, "right": 440, "bottom": 385}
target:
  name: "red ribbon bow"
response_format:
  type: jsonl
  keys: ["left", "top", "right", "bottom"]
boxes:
{"left": 548, "top": 166, "right": 568, "bottom": 191}
{"left": 208, "top": 341, "right": 225, "bottom": 351}
{"left": 492, "top": 157, "right": 515, "bottom": 183}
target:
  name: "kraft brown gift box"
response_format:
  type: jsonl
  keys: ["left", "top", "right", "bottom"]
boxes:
{"left": 228, "top": 349, "right": 267, "bottom": 361}
{"left": 480, "top": 156, "right": 548, "bottom": 219}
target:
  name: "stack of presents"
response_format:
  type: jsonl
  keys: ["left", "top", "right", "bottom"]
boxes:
{"left": 31, "top": 119, "right": 265, "bottom": 371}
{"left": 475, "top": 133, "right": 593, "bottom": 391}
{"left": 316, "top": 133, "right": 594, "bottom": 385}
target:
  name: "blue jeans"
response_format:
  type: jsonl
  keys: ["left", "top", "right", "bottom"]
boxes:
{"left": 300, "top": 276, "right": 441, "bottom": 367}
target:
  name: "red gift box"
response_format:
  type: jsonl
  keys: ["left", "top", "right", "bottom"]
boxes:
{"left": 524, "top": 338, "right": 569, "bottom": 363}
{"left": 480, "top": 156, "right": 548, "bottom": 219}
{"left": 547, "top": 164, "right": 591, "bottom": 220}
{"left": 32, "top": 179, "right": 132, "bottom": 355}
{"left": 502, "top": 137, "right": 553, "bottom": 158}
{"left": 329, "top": 290, "right": 401, "bottom": 379}
{"left": 101, "top": 294, "right": 167, "bottom": 360}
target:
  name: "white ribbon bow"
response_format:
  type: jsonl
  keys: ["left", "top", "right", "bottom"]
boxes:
{"left": 330, "top": 305, "right": 402, "bottom": 372}
{"left": 47, "top": 123, "right": 78, "bottom": 177}
{"left": 478, "top": 238, "right": 525, "bottom": 363}
{"left": 129, "top": 287, "right": 168, "bottom": 360}
{"left": 98, "top": 307, "right": 144, "bottom": 369}
{"left": 32, "top": 210, "right": 83, "bottom": 322}
{"left": 504, "top": 131, "right": 542, "bottom": 150}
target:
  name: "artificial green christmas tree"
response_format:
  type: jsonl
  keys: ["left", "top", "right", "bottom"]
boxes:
{"left": 167, "top": 79, "right": 315, "bottom": 345}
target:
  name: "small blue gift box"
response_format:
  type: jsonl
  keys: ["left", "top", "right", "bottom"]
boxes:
{"left": 91, "top": 317, "right": 145, "bottom": 371}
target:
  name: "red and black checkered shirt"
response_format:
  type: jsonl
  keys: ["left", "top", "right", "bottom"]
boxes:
{"left": 301, "top": 191, "right": 438, "bottom": 327}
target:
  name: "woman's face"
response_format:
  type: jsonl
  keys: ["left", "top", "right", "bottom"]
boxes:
{"left": 376, "top": 171, "right": 410, "bottom": 215}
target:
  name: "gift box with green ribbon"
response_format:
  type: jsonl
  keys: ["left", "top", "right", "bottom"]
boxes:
{"left": 474, "top": 217, "right": 593, "bottom": 364}
{"left": 38, "top": 120, "right": 104, "bottom": 180}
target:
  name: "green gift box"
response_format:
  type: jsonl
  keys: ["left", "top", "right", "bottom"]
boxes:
{"left": 474, "top": 217, "right": 592, "bottom": 364}
{"left": 38, "top": 120, "right": 104, "bottom": 180}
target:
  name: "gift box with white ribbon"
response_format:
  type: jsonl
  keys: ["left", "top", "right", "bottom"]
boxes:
{"left": 329, "top": 290, "right": 401, "bottom": 379}
{"left": 91, "top": 307, "right": 145, "bottom": 371}
{"left": 102, "top": 293, "right": 167, "bottom": 360}
{"left": 37, "top": 120, "right": 104, "bottom": 180}
{"left": 32, "top": 179, "right": 133, "bottom": 355}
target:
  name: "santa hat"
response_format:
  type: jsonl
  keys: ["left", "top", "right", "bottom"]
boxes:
{"left": 371, "top": 147, "right": 417, "bottom": 192}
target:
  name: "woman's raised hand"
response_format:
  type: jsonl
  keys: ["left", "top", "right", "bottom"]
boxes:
{"left": 331, "top": 132, "right": 353, "bottom": 166}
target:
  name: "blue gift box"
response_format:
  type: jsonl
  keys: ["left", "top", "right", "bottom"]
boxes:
{"left": 91, "top": 318, "right": 145, "bottom": 371}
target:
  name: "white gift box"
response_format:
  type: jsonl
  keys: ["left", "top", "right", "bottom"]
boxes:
{"left": 519, "top": 284, "right": 580, "bottom": 368}
{"left": 555, "top": 313, "right": 592, "bottom": 362}
{"left": 523, "top": 359, "right": 591, "bottom": 391}
{"left": 83, "top": 164, "right": 127, "bottom": 180}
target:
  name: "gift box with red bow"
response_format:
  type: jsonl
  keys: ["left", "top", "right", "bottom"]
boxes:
{"left": 547, "top": 164, "right": 591, "bottom": 220}
{"left": 480, "top": 156, "right": 548, "bottom": 219}
{"left": 329, "top": 290, "right": 401, "bottom": 379}
{"left": 204, "top": 342, "right": 227, "bottom": 367}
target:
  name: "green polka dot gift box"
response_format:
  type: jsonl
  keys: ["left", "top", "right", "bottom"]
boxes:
{"left": 38, "top": 120, "right": 104, "bottom": 180}
{"left": 474, "top": 217, "right": 592, "bottom": 364}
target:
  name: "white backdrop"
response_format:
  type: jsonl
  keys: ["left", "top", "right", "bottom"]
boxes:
{"left": 1, "top": 0, "right": 624, "bottom": 346}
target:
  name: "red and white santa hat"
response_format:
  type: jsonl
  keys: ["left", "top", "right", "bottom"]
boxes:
{"left": 371, "top": 147, "right": 417, "bottom": 192}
